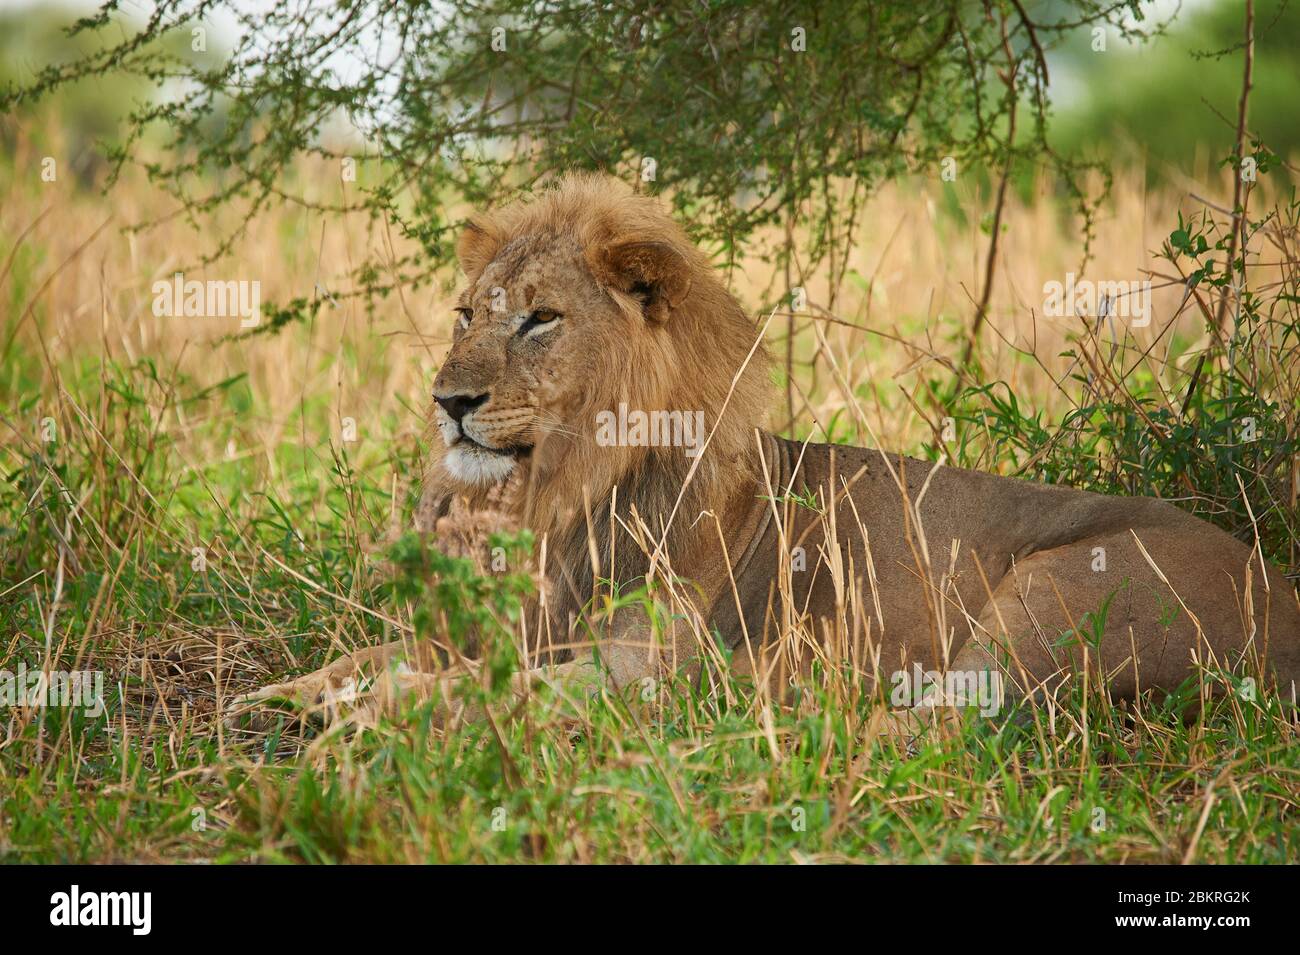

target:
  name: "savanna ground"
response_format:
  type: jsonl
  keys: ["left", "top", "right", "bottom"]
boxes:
{"left": 2, "top": 122, "right": 1299, "bottom": 863}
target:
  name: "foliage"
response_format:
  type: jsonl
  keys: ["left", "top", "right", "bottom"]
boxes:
{"left": 4, "top": 1, "right": 1171, "bottom": 278}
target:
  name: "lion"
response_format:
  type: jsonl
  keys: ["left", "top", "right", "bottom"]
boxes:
{"left": 234, "top": 172, "right": 1300, "bottom": 727}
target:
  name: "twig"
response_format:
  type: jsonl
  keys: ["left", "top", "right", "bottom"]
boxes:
{"left": 955, "top": 8, "right": 1018, "bottom": 393}
{"left": 1182, "top": 0, "right": 1254, "bottom": 418}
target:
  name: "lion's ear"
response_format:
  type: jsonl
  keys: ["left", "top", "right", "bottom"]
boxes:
{"left": 456, "top": 218, "right": 502, "bottom": 280}
{"left": 592, "top": 238, "right": 693, "bottom": 322}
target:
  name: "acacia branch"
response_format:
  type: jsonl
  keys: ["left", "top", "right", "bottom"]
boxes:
{"left": 1181, "top": 0, "right": 1254, "bottom": 419}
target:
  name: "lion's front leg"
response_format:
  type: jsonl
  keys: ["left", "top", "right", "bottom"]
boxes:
{"left": 228, "top": 639, "right": 437, "bottom": 722}
{"left": 231, "top": 646, "right": 614, "bottom": 730}
{"left": 231, "top": 599, "right": 677, "bottom": 730}
{"left": 351, "top": 654, "right": 613, "bottom": 728}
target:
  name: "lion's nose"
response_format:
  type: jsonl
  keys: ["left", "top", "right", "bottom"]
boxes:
{"left": 435, "top": 391, "right": 489, "bottom": 424}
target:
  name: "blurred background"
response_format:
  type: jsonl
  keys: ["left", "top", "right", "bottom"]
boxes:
{"left": 3, "top": 0, "right": 1296, "bottom": 563}
{"left": 2, "top": 0, "right": 1299, "bottom": 865}
{"left": 7, "top": 0, "right": 1298, "bottom": 190}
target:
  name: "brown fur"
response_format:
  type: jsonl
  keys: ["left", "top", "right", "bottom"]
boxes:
{"left": 420, "top": 173, "right": 770, "bottom": 650}
{"left": 237, "top": 173, "right": 1300, "bottom": 724}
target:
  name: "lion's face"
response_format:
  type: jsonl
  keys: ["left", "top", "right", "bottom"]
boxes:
{"left": 432, "top": 232, "right": 629, "bottom": 486}
{"left": 426, "top": 174, "right": 769, "bottom": 518}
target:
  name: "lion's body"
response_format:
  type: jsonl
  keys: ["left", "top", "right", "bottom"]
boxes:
{"left": 238, "top": 173, "right": 1300, "bottom": 722}
{"left": 709, "top": 433, "right": 1300, "bottom": 701}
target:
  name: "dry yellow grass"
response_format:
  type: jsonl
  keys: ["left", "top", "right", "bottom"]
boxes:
{"left": 3, "top": 121, "right": 1299, "bottom": 863}
{"left": 5, "top": 136, "right": 1281, "bottom": 463}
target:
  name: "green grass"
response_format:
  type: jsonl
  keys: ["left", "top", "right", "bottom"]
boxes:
{"left": 2, "top": 154, "right": 1299, "bottom": 863}
{"left": 1, "top": 343, "right": 1297, "bottom": 863}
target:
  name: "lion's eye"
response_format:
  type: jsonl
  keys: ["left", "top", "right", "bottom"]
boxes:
{"left": 455, "top": 308, "right": 473, "bottom": 330}
{"left": 518, "top": 310, "right": 561, "bottom": 336}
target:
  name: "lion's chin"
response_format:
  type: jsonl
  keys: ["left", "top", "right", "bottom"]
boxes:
{"left": 442, "top": 440, "right": 526, "bottom": 486}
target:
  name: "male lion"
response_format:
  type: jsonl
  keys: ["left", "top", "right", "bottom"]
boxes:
{"left": 236, "top": 173, "right": 1300, "bottom": 726}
